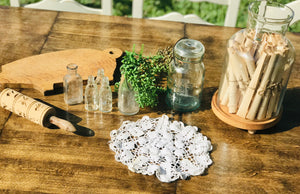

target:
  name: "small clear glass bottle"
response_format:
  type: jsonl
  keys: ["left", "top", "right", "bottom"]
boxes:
{"left": 118, "top": 74, "right": 139, "bottom": 115}
{"left": 166, "top": 39, "right": 205, "bottom": 112}
{"left": 99, "top": 76, "right": 112, "bottom": 112}
{"left": 95, "top": 68, "right": 104, "bottom": 107}
{"left": 63, "top": 63, "right": 83, "bottom": 105}
{"left": 85, "top": 75, "right": 98, "bottom": 111}
{"left": 95, "top": 68, "right": 104, "bottom": 87}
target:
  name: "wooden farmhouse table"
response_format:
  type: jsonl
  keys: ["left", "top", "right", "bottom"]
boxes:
{"left": 0, "top": 6, "right": 299, "bottom": 193}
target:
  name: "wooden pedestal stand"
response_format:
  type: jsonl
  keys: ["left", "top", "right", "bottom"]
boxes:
{"left": 211, "top": 91, "right": 282, "bottom": 134}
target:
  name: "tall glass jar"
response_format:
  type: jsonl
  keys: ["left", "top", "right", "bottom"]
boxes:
{"left": 166, "top": 38, "right": 205, "bottom": 112}
{"left": 63, "top": 63, "right": 83, "bottom": 105}
{"left": 118, "top": 74, "right": 139, "bottom": 115}
{"left": 214, "top": 1, "right": 295, "bottom": 125}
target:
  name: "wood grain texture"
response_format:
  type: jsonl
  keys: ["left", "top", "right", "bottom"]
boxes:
{"left": 42, "top": 12, "right": 185, "bottom": 55}
{"left": 0, "top": 6, "right": 299, "bottom": 193}
{"left": 0, "top": 6, "right": 58, "bottom": 66}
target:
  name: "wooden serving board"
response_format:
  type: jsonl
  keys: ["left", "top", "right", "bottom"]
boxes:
{"left": 0, "top": 48, "right": 122, "bottom": 95}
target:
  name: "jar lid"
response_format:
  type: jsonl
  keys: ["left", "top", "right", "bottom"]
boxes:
{"left": 174, "top": 39, "right": 205, "bottom": 61}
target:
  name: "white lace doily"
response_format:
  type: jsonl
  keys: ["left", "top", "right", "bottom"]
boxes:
{"left": 108, "top": 115, "right": 213, "bottom": 183}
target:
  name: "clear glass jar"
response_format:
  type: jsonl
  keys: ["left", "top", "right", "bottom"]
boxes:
{"left": 85, "top": 75, "right": 98, "bottom": 111}
{"left": 63, "top": 63, "right": 83, "bottom": 105}
{"left": 166, "top": 38, "right": 205, "bottom": 112}
{"left": 118, "top": 74, "right": 139, "bottom": 115}
{"left": 216, "top": 1, "right": 295, "bottom": 121}
{"left": 99, "top": 76, "right": 112, "bottom": 112}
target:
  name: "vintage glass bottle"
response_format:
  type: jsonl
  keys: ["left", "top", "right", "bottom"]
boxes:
{"left": 118, "top": 75, "right": 139, "bottom": 115}
{"left": 95, "top": 68, "right": 104, "bottom": 107}
{"left": 63, "top": 63, "right": 83, "bottom": 105}
{"left": 95, "top": 68, "right": 104, "bottom": 86}
{"left": 166, "top": 38, "right": 205, "bottom": 112}
{"left": 99, "top": 76, "right": 112, "bottom": 112}
{"left": 85, "top": 75, "right": 98, "bottom": 111}
{"left": 215, "top": 1, "right": 295, "bottom": 122}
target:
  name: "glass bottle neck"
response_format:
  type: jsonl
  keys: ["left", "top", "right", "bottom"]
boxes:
{"left": 67, "top": 64, "right": 78, "bottom": 75}
{"left": 247, "top": 1, "right": 294, "bottom": 36}
{"left": 67, "top": 69, "right": 77, "bottom": 75}
{"left": 87, "top": 75, "right": 95, "bottom": 85}
{"left": 120, "top": 74, "right": 132, "bottom": 89}
{"left": 102, "top": 76, "right": 109, "bottom": 87}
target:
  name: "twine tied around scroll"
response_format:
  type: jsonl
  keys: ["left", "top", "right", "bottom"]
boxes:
{"left": 258, "top": 81, "right": 283, "bottom": 96}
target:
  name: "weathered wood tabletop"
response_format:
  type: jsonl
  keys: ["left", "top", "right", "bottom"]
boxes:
{"left": 0, "top": 6, "right": 299, "bottom": 193}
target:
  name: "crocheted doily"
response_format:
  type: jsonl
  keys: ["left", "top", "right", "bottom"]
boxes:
{"left": 109, "top": 115, "right": 213, "bottom": 183}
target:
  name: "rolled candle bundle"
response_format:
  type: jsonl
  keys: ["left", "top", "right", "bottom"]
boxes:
{"left": 0, "top": 88, "right": 76, "bottom": 132}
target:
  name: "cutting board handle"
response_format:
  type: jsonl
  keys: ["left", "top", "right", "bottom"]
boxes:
{"left": 103, "top": 48, "right": 123, "bottom": 59}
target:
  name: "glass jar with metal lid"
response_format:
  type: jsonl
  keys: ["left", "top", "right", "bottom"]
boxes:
{"left": 166, "top": 38, "right": 205, "bottom": 112}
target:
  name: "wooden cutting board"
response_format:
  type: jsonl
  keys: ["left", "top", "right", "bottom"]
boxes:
{"left": 0, "top": 48, "right": 122, "bottom": 95}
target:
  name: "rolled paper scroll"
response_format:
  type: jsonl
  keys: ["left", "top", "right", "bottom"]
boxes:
{"left": 227, "top": 64, "right": 239, "bottom": 113}
{"left": 256, "top": 89, "right": 272, "bottom": 120}
{"left": 0, "top": 88, "right": 76, "bottom": 132}
{"left": 236, "top": 52, "right": 267, "bottom": 118}
{"left": 219, "top": 62, "right": 230, "bottom": 106}
{"left": 227, "top": 47, "right": 249, "bottom": 91}
{"left": 266, "top": 62, "right": 284, "bottom": 119}
{"left": 241, "top": 52, "right": 256, "bottom": 79}
{"left": 246, "top": 54, "right": 278, "bottom": 120}
{"left": 259, "top": 54, "right": 284, "bottom": 119}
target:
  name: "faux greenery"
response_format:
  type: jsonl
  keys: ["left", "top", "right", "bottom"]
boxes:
{"left": 116, "top": 45, "right": 172, "bottom": 108}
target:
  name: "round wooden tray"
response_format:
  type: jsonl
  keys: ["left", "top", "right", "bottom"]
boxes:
{"left": 211, "top": 90, "right": 282, "bottom": 134}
